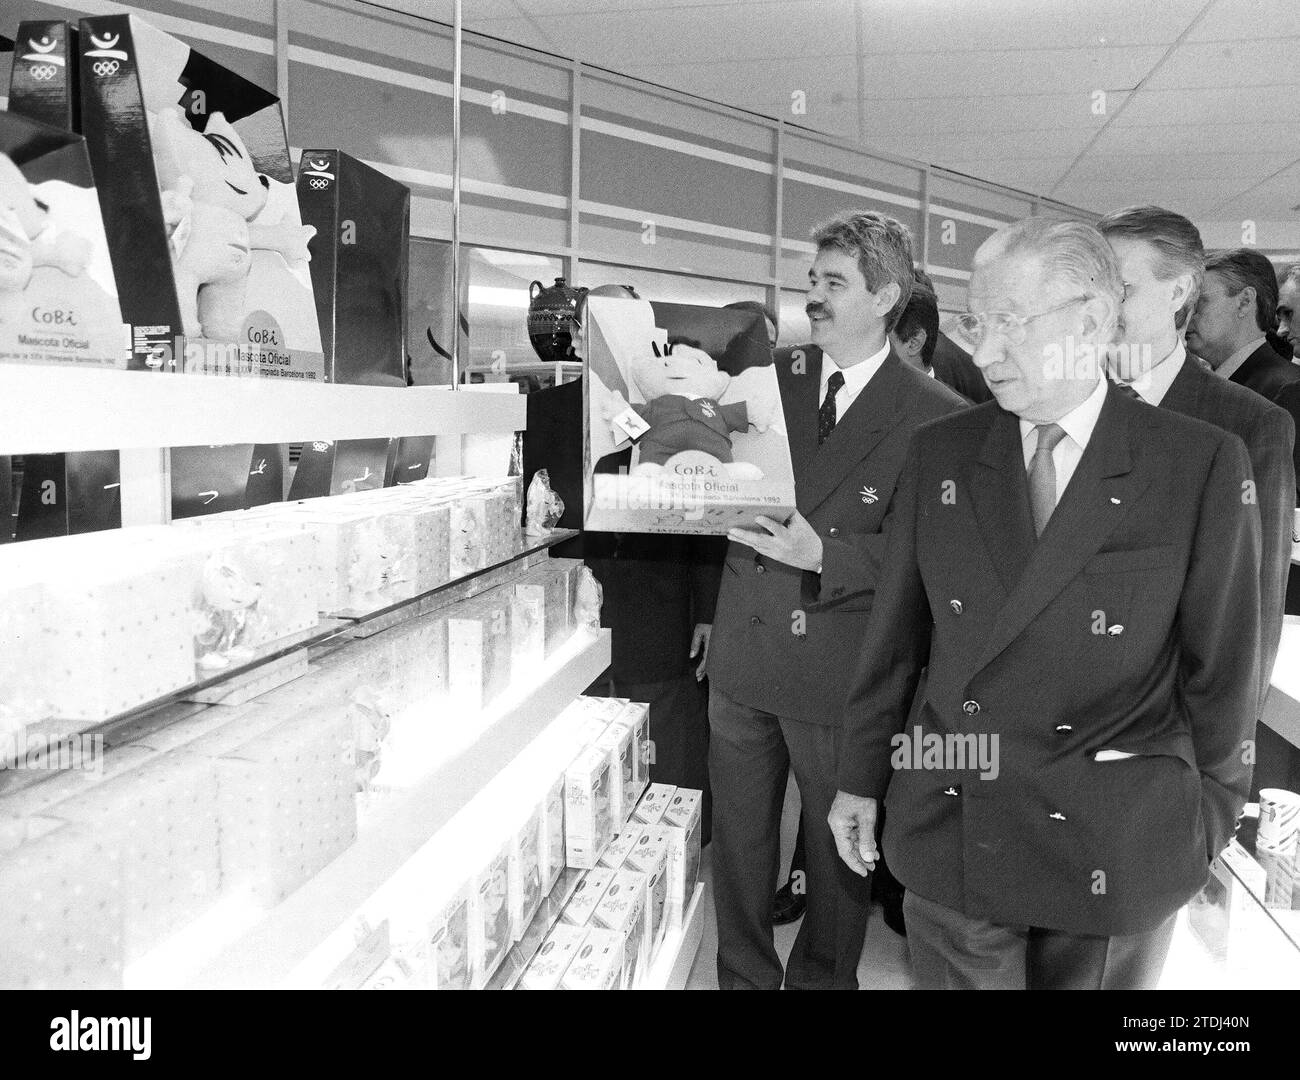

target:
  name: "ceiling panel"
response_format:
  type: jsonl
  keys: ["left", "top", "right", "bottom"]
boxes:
{"left": 615, "top": 54, "right": 859, "bottom": 107}
{"left": 1067, "top": 150, "right": 1295, "bottom": 182}
{"left": 1089, "top": 119, "right": 1292, "bottom": 155}
{"left": 863, "top": 92, "right": 1131, "bottom": 135}
{"left": 1115, "top": 84, "right": 1291, "bottom": 125}
{"left": 1143, "top": 38, "right": 1300, "bottom": 90}
{"left": 1186, "top": 0, "right": 1300, "bottom": 42}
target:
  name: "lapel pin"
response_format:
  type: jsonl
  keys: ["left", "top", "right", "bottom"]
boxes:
{"left": 860, "top": 486, "right": 878, "bottom": 504}
{"left": 1109, "top": 497, "right": 1121, "bottom": 505}
{"left": 1107, "top": 624, "right": 1124, "bottom": 636}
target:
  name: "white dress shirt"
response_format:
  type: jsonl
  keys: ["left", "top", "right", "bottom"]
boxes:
{"left": 1019, "top": 376, "right": 1108, "bottom": 504}
{"left": 1117, "top": 340, "right": 1186, "bottom": 406}
{"left": 1216, "top": 335, "right": 1266, "bottom": 381}
{"left": 820, "top": 342, "right": 890, "bottom": 418}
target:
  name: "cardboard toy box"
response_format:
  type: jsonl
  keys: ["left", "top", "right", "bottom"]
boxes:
{"left": 77, "top": 13, "right": 323, "bottom": 376}
{"left": 8, "top": 20, "right": 80, "bottom": 133}
{"left": 508, "top": 801, "right": 546, "bottom": 942}
{"left": 467, "top": 841, "right": 513, "bottom": 989}
{"left": 583, "top": 297, "right": 793, "bottom": 535}
{"left": 559, "top": 926, "right": 625, "bottom": 991}
{"left": 564, "top": 745, "right": 616, "bottom": 869}
{"left": 592, "top": 869, "right": 649, "bottom": 989}
{"left": 428, "top": 882, "right": 472, "bottom": 991}
{"left": 660, "top": 787, "right": 704, "bottom": 923}
{"left": 560, "top": 867, "right": 616, "bottom": 928}
{"left": 624, "top": 830, "right": 671, "bottom": 960}
{"left": 447, "top": 592, "right": 512, "bottom": 710}
{"left": 519, "top": 923, "right": 586, "bottom": 991}
{"left": 0, "top": 111, "right": 126, "bottom": 370}
{"left": 296, "top": 149, "right": 409, "bottom": 385}
{"left": 540, "top": 771, "right": 567, "bottom": 895}
{"left": 632, "top": 783, "right": 676, "bottom": 826}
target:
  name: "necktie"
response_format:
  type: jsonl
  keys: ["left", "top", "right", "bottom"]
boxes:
{"left": 819, "top": 370, "right": 845, "bottom": 445}
{"left": 1028, "top": 422, "right": 1068, "bottom": 537}
{"left": 1111, "top": 378, "right": 1142, "bottom": 401}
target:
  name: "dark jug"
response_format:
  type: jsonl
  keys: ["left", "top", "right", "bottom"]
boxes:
{"left": 527, "top": 277, "right": 584, "bottom": 365}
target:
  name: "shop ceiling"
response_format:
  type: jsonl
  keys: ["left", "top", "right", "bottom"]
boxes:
{"left": 429, "top": 0, "right": 1297, "bottom": 224}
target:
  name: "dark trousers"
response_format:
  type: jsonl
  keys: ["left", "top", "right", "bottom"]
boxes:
{"left": 709, "top": 687, "right": 871, "bottom": 989}
{"left": 902, "top": 890, "right": 1177, "bottom": 990}
{"left": 786, "top": 806, "right": 903, "bottom": 906}
{"left": 588, "top": 671, "right": 712, "bottom": 845}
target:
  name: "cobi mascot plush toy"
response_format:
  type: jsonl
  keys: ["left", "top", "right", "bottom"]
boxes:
{"left": 150, "top": 108, "right": 315, "bottom": 342}
{"left": 613, "top": 341, "right": 778, "bottom": 478}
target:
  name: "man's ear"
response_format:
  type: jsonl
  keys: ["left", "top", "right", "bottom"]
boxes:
{"left": 1237, "top": 285, "right": 1257, "bottom": 323}
{"left": 1168, "top": 272, "right": 1195, "bottom": 314}
{"left": 875, "top": 281, "right": 902, "bottom": 320}
{"left": 898, "top": 328, "right": 925, "bottom": 360}
{"left": 1080, "top": 294, "right": 1118, "bottom": 343}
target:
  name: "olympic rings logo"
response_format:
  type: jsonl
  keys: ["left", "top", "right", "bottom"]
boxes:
{"left": 308, "top": 178, "right": 329, "bottom": 189}
{"left": 28, "top": 64, "right": 58, "bottom": 81}
{"left": 92, "top": 59, "right": 120, "bottom": 76}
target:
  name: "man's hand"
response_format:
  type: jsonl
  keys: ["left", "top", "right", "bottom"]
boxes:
{"left": 727, "top": 511, "right": 824, "bottom": 572}
{"left": 828, "top": 791, "right": 879, "bottom": 877}
{"left": 690, "top": 623, "right": 712, "bottom": 681}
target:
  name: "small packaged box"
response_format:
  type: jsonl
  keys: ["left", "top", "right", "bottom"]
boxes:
{"left": 510, "top": 582, "right": 547, "bottom": 672}
{"left": 661, "top": 787, "right": 703, "bottom": 924}
{"left": 624, "top": 830, "right": 671, "bottom": 959}
{"left": 565, "top": 745, "right": 615, "bottom": 869}
{"left": 560, "top": 867, "right": 616, "bottom": 927}
{"left": 519, "top": 923, "right": 587, "bottom": 991}
{"left": 596, "top": 721, "right": 637, "bottom": 825}
{"left": 540, "top": 773, "right": 566, "bottom": 895}
{"left": 598, "top": 828, "right": 640, "bottom": 871}
{"left": 632, "top": 783, "right": 676, "bottom": 826}
{"left": 448, "top": 594, "right": 512, "bottom": 710}
{"left": 535, "top": 565, "right": 573, "bottom": 656}
{"left": 449, "top": 493, "right": 489, "bottom": 578}
{"left": 614, "top": 702, "right": 652, "bottom": 803}
{"left": 560, "top": 927, "right": 625, "bottom": 991}
{"left": 428, "top": 884, "right": 472, "bottom": 991}
{"left": 468, "top": 842, "right": 513, "bottom": 989}
{"left": 592, "top": 868, "right": 649, "bottom": 990}
{"left": 508, "top": 802, "right": 546, "bottom": 942}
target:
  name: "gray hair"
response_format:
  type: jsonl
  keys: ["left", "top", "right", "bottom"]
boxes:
{"left": 974, "top": 217, "right": 1123, "bottom": 338}
{"left": 1096, "top": 204, "right": 1205, "bottom": 297}
{"left": 1281, "top": 262, "right": 1300, "bottom": 288}
{"left": 811, "top": 210, "right": 914, "bottom": 331}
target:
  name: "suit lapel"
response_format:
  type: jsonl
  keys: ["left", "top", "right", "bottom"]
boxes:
{"left": 968, "top": 385, "right": 1153, "bottom": 678}
{"left": 777, "top": 345, "right": 820, "bottom": 491}
{"left": 1158, "top": 356, "right": 1203, "bottom": 416}
{"left": 969, "top": 408, "right": 1036, "bottom": 596}
{"left": 796, "top": 351, "right": 905, "bottom": 517}
{"left": 1229, "top": 343, "right": 1276, "bottom": 390}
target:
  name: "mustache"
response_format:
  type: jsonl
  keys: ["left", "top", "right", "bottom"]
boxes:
{"left": 806, "top": 303, "right": 827, "bottom": 318}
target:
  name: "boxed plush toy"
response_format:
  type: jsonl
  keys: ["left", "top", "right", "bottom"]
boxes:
{"left": 583, "top": 297, "right": 793, "bottom": 535}
{"left": 447, "top": 593, "right": 512, "bottom": 710}
{"left": 8, "top": 21, "right": 80, "bottom": 132}
{"left": 509, "top": 580, "right": 546, "bottom": 671}
{"left": 592, "top": 868, "right": 649, "bottom": 990}
{"left": 508, "top": 802, "right": 546, "bottom": 941}
{"left": 661, "top": 787, "right": 703, "bottom": 923}
{"left": 518, "top": 923, "right": 586, "bottom": 991}
{"left": 564, "top": 744, "right": 615, "bottom": 869}
{"left": 598, "top": 828, "right": 640, "bottom": 871}
{"left": 612, "top": 701, "right": 652, "bottom": 807}
{"left": 632, "top": 783, "right": 676, "bottom": 826}
{"left": 540, "top": 772, "right": 566, "bottom": 895}
{"left": 468, "top": 841, "right": 513, "bottom": 989}
{"left": 0, "top": 112, "right": 127, "bottom": 369}
{"left": 428, "top": 883, "right": 472, "bottom": 991}
{"left": 296, "top": 149, "right": 409, "bottom": 385}
{"left": 559, "top": 926, "right": 625, "bottom": 991}
{"left": 448, "top": 491, "right": 489, "bottom": 578}
{"left": 559, "top": 867, "right": 615, "bottom": 927}
{"left": 77, "top": 13, "right": 323, "bottom": 375}
{"left": 595, "top": 721, "right": 636, "bottom": 826}
{"left": 624, "top": 830, "right": 671, "bottom": 959}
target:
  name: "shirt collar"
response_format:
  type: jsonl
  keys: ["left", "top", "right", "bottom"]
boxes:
{"left": 822, "top": 341, "right": 890, "bottom": 396}
{"left": 1019, "top": 375, "right": 1108, "bottom": 452}
{"left": 1216, "top": 336, "right": 1266, "bottom": 381}
{"left": 1121, "top": 339, "right": 1186, "bottom": 405}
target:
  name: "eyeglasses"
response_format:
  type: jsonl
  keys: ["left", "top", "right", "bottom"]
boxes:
{"left": 955, "top": 295, "right": 1090, "bottom": 346}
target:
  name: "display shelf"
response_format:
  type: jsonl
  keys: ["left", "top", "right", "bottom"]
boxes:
{"left": 181, "top": 627, "right": 611, "bottom": 990}
{"left": 0, "top": 366, "right": 525, "bottom": 453}
{"left": 643, "top": 884, "right": 708, "bottom": 991}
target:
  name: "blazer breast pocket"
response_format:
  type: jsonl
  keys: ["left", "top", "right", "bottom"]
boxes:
{"left": 1082, "top": 545, "right": 1180, "bottom": 575}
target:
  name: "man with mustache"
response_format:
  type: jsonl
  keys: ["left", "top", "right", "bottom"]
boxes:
{"left": 1277, "top": 263, "right": 1300, "bottom": 361}
{"left": 706, "top": 210, "right": 966, "bottom": 989}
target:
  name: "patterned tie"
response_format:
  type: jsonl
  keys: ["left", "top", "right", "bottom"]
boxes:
{"left": 819, "top": 370, "right": 845, "bottom": 445}
{"left": 1028, "top": 422, "right": 1068, "bottom": 537}
{"left": 1110, "top": 378, "right": 1142, "bottom": 401}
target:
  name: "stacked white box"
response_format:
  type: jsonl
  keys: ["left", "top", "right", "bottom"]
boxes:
{"left": 508, "top": 801, "right": 546, "bottom": 942}
{"left": 447, "top": 593, "right": 512, "bottom": 710}
{"left": 624, "top": 830, "right": 671, "bottom": 961}
{"left": 519, "top": 923, "right": 586, "bottom": 991}
{"left": 559, "top": 926, "right": 625, "bottom": 990}
{"left": 560, "top": 867, "right": 616, "bottom": 927}
{"left": 564, "top": 745, "right": 615, "bottom": 869}
{"left": 592, "top": 868, "right": 650, "bottom": 989}
{"left": 467, "top": 841, "right": 512, "bottom": 989}
{"left": 660, "top": 788, "right": 703, "bottom": 927}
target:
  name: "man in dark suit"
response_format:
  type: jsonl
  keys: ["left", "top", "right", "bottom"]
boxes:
{"left": 1187, "top": 248, "right": 1300, "bottom": 491}
{"left": 907, "top": 266, "right": 994, "bottom": 403}
{"left": 522, "top": 285, "right": 723, "bottom": 839}
{"left": 706, "top": 210, "right": 966, "bottom": 990}
{"left": 1098, "top": 206, "right": 1294, "bottom": 713}
{"left": 830, "top": 217, "right": 1261, "bottom": 990}
{"left": 1278, "top": 263, "right": 1300, "bottom": 358}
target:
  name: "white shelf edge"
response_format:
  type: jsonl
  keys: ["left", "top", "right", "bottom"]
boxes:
{"left": 642, "top": 883, "right": 707, "bottom": 991}
{"left": 183, "top": 628, "right": 611, "bottom": 990}
{"left": 0, "top": 367, "right": 524, "bottom": 453}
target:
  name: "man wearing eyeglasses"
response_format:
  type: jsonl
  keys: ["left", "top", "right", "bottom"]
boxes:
{"left": 829, "top": 217, "right": 1261, "bottom": 990}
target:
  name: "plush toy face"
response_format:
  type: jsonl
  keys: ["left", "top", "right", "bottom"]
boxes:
{"left": 630, "top": 343, "right": 730, "bottom": 401}
{"left": 171, "top": 112, "right": 269, "bottom": 222}
{"left": 0, "top": 207, "right": 35, "bottom": 293}
{"left": 0, "top": 154, "right": 47, "bottom": 241}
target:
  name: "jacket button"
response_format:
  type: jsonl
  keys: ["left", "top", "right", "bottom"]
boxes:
{"left": 828, "top": 527, "right": 840, "bottom": 537}
{"left": 949, "top": 599, "right": 963, "bottom": 615}
{"left": 962, "top": 700, "right": 980, "bottom": 716}
{"left": 1054, "top": 723, "right": 1072, "bottom": 734}
{"left": 756, "top": 563, "right": 766, "bottom": 574}
{"left": 750, "top": 616, "right": 761, "bottom": 626}
{"left": 1107, "top": 624, "right": 1124, "bottom": 636}
{"left": 943, "top": 785, "right": 960, "bottom": 797}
